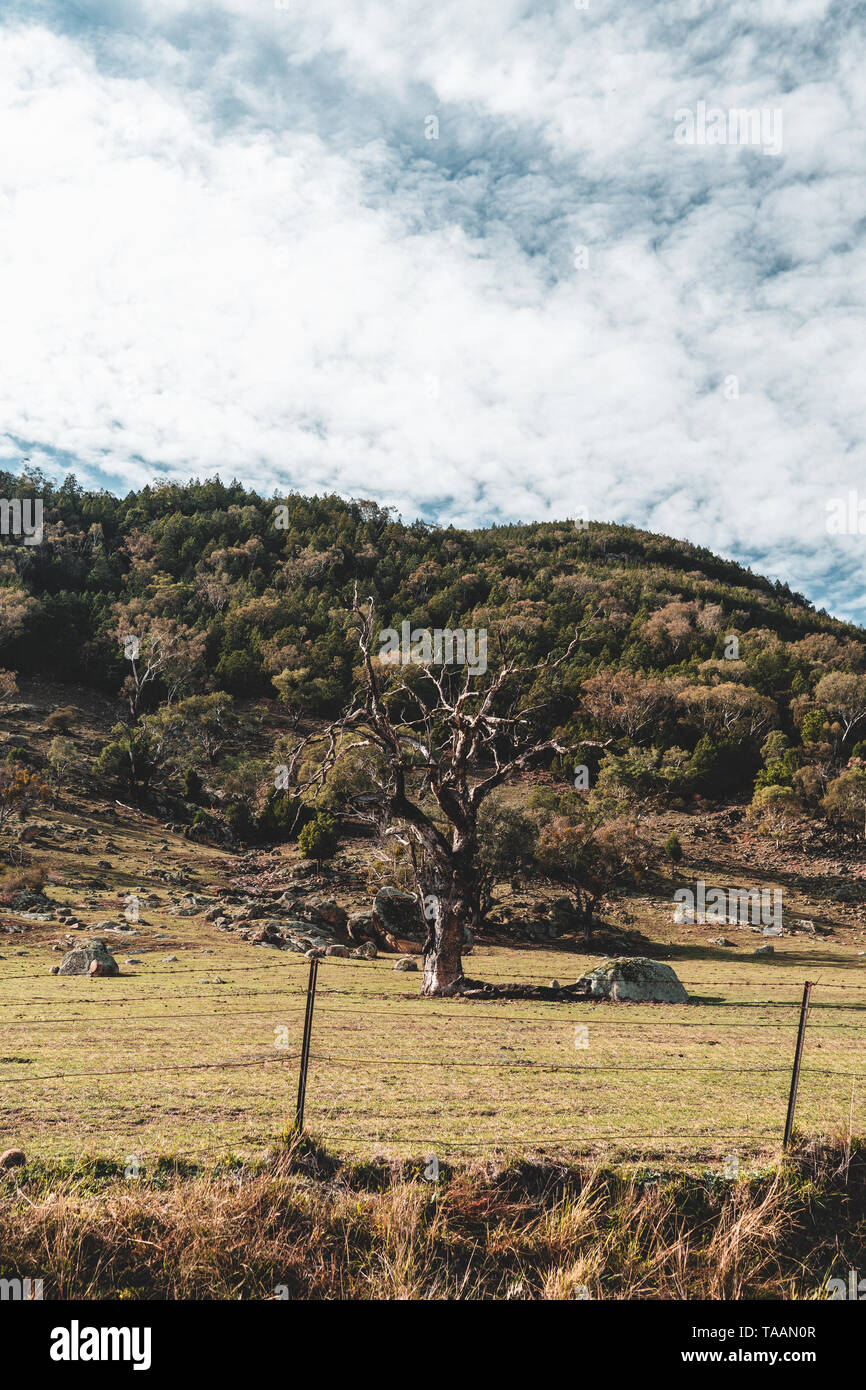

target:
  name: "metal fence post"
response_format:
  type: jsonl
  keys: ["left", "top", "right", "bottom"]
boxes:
{"left": 783, "top": 980, "right": 813, "bottom": 1149}
{"left": 294, "top": 955, "right": 319, "bottom": 1133}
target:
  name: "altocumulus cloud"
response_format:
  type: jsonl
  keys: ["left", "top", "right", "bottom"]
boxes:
{"left": 0, "top": 0, "right": 864, "bottom": 621}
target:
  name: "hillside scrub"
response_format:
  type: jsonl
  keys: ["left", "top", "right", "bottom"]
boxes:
{"left": 2, "top": 472, "right": 866, "bottom": 859}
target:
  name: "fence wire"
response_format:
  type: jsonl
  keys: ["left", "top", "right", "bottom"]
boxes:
{"left": 2, "top": 956, "right": 863, "bottom": 1159}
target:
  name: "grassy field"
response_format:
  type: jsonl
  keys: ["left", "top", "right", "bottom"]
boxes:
{"left": 2, "top": 899, "right": 863, "bottom": 1170}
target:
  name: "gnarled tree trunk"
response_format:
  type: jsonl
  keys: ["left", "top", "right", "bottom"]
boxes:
{"left": 419, "top": 838, "right": 474, "bottom": 996}
{"left": 421, "top": 901, "right": 465, "bottom": 995}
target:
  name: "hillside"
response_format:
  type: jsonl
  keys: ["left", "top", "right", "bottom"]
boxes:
{"left": 2, "top": 466, "right": 862, "bottom": 712}
{"left": 2, "top": 467, "right": 866, "bottom": 847}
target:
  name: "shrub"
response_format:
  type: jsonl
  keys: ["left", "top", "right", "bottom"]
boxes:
{"left": 297, "top": 812, "right": 339, "bottom": 861}
{"left": 0, "top": 865, "right": 47, "bottom": 903}
{"left": 0, "top": 670, "right": 19, "bottom": 706}
{"left": 478, "top": 798, "right": 538, "bottom": 884}
{"left": 749, "top": 783, "right": 803, "bottom": 838}
{"left": 224, "top": 801, "right": 255, "bottom": 841}
{"left": 183, "top": 768, "right": 203, "bottom": 802}
{"left": 256, "top": 790, "right": 302, "bottom": 841}
{"left": 754, "top": 731, "right": 800, "bottom": 792}
{"left": 46, "top": 737, "right": 77, "bottom": 785}
{"left": 0, "top": 766, "right": 50, "bottom": 833}
{"left": 95, "top": 740, "right": 129, "bottom": 783}
{"left": 687, "top": 734, "right": 754, "bottom": 795}
{"left": 44, "top": 706, "right": 80, "bottom": 735}
{"left": 822, "top": 763, "right": 866, "bottom": 837}
{"left": 94, "top": 725, "right": 154, "bottom": 791}
{"left": 664, "top": 831, "right": 683, "bottom": 864}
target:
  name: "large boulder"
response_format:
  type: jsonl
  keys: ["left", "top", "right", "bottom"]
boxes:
{"left": 347, "top": 911, "right": 376, "bottom": 943}
{"left": 549, "top": 897, "right": 579, "bottom": 936}
{"left": 304, "top": 897, "right": 348, "bottom": 931}
{"left": 574, "top": 957, "right": 688, "bottom": 1004}
{"left": 57, "top": 940, "right": 119, "bottom": 978}
{"left": 250, "top": 924, "right": 285, "bottom": 947}
{"left": 230, "top": 902, "right": 268, "bottom": 922}
{"left": 372, "top": 887, "right": 424, "bottom": 942}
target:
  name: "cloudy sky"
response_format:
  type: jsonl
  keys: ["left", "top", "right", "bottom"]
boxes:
{"left": 1, "top": 1, "right": 864, "bottom": 622}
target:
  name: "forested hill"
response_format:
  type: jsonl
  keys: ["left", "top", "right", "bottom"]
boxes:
{"left": 1, "top": 469, "right": 864, "bottom": 772}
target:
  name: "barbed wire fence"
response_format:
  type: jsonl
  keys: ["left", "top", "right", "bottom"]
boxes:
{"left": 2, "top": 948, "right": 863, "bottom": 1170}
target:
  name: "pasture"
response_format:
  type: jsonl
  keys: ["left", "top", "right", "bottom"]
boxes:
{"left": 2, "top": 921, "right": 862, "bottom": 1171}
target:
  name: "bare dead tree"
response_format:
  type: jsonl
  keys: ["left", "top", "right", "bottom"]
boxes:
{"left": 289, "top": 587, "right": 585, "bottom": 996}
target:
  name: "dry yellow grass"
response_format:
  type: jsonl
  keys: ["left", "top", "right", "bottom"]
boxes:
{"left": 0, "top": 1137, "right": 862, "bottom": 1300}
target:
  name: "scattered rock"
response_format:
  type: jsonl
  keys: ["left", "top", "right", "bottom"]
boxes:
{"left": 232, "top": 903, "right": 268, "bottom": 922}
{"left": 393, "top": 957, "right": 418, "bottom": 972}
{"left": 574, "top": 957, "right": 689, "bottom": 1004}
{"left": 57, "top": 941, "right": 119, "bottom": 978}
{"left": 162, "top": 955, "right": 179, "bottom": 963}
{"left": 306, "top": 897, "right": 348, "bottom": 931}
{"left": 0, "top": 1148, "right": 25, "bottom": 1169}
{"left": 347, "top": 911, "right": 376, "bottom": 943}
{"left": 251, "top": 925, "right": 284, "bottom": 946}
{"left": 373, "top": 887, "right": 424, "bottom": 942}
{"left": 325, "top": 944, "right": 350, "bottom": 957}
{"left": 351, "top": 941, "right": 378, "bottom": 960}
{"left": 754, "top": 944, "right": 775, "bottom": 957}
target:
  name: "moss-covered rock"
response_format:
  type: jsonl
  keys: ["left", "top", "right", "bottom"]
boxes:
{"left": 575, "top": 956, "right": 688, "bottom": 1003}
{"left": 57, "top": 939, "right": 119, "bottom": 978}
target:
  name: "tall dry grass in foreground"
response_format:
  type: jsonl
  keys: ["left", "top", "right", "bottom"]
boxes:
{"left": 0, "top": 1136, "right": 862, "bottom": 1300}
